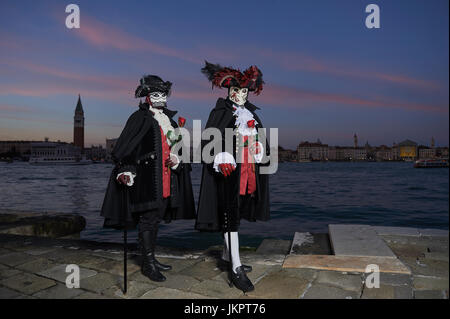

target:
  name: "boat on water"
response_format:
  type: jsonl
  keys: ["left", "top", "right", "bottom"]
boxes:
{"left": 414, "top": 158, "right": 449, "bottom": 168}
{"left": 29, "top": 156, "right": 92, "bottom": 165}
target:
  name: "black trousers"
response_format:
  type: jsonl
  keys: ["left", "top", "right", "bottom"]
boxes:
{"left": 137, "top": 198, "right": 170, "bottom": 234}
{"left": 220, "top": 194, "right": 256, "bottom": 232}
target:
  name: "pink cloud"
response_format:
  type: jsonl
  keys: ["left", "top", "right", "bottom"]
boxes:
{"left": 72, "top": 15, "right": 202, "bottom": 65}
{"left": 258, "top": 49, "right": 441, "bottom": 91}
{"left": 253, "top": 83, "right": 448, "bottom": 114}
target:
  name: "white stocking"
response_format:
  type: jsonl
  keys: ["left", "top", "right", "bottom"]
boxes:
{"left": 222, "top": 232, "right": 242, "bottom": 273}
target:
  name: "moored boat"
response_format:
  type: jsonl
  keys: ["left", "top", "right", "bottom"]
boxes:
{"left": 414, "top": 158, "right": 449, "bottom": 168}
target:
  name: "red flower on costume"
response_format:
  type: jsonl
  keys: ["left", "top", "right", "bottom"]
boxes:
{"left": 247, "top": 120, "right": 255, "bottom": 128}
{"left": 178, "top": 116, "right": 186, "bottom": 128}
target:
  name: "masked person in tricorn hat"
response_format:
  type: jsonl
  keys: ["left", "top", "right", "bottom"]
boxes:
{"left": 196, "top": 62, "right": 271, "bottom": 293}
{"left": 101, "top": 75, "right": 195, "bottom": 282}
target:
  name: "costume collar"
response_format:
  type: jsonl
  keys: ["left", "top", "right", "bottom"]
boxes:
{"left": 139, "top": 102, "right": 177, "bottom": 118}
{"left": 215, "top": 97, "right": 260, "bottom": 112}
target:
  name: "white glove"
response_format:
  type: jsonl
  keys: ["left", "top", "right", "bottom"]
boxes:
{"left": 213, "top": 152, "right": 236, "bottom": 173}
{"left": 116, "top": 172, "right": 136, "bottom": 186}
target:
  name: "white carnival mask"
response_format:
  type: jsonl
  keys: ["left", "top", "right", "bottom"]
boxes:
{"left": 228, "top": 86, "right": 248, "bottom": 106}
{"left": 149, "top": 91, "right": 167, "bottom": 108}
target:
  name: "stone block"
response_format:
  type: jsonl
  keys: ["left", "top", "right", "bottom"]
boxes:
{"left": 1, "top": 272, "right": 56, "bottom": 295}
{"left": 140, "top": 287, "right": 211, "bottom": 299}
{"left": 329, "top": 224, "right": 396, "bottom": 257}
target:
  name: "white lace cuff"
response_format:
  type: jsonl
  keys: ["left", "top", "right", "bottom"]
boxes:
{"left": 170, "top": 153, "right": 180, "bottom": 170}
{"left": 253, "top": 142, "right": 264, "bottom": 164}
{"left": 213, "top": 152, "right": 236, "bottom": 172}
{"left": 116, "top": 172, "right": 136, "bottom": 186}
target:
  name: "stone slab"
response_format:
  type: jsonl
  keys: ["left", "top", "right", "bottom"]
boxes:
{"left": 32, "top": 283, "right": 84, "bottom": 299}
{"left": 0, "top": 286, "right": 22, "bottom": 299}
{"left": 0, "top": 252, "right": 36, "bottom": 267}
{"left": 283, "top": 255, "right": 411, "bottom": 274}
{"left": 190, "top": 278, "right": 243, "bottom": 299}
{"left": 256, "top": 239, "right": 291, "bottom": 255}
{"left": 290, "top": 232, "right": 314, "bottom": 254}
{"left": 302, "top": 283, "right": 360, "bottom": 299}
{"left": 329, "top": 224, "right": 396, "bottom": 257}
{"left": 104, "top": 280, "right": 156, "bottom": 299}
{"left": 414, "top": 290, "right": 446, "bottom": 299}
{"left": 79, "top": 272, "right": 120, "bottom": 293}
{"left": 413, "top": 276, "right": 449, "bottom": 291}
{"left": 246, "top": 270, "right": 310, "bottom": 299}
{"left": 374, "top": 226, "right": 420, "bottom": 237}
{"left": 315, "top": 270, "right": 363, "bottom": 292}
{"left": 361, "top": 284, "right": 413, "bottom": 299}
{"left": 419, "top": 229, "right": 449, "bottom": 237}
{"left": 37, "top": 264, "right": 97, "bottom": 283}
{"left": 1, "top": 272, "right": 56, "bottom": 295}
{"left": 140, "top": 287, "right": 211, "bottom": 299}
{"left": 16, "top": 258, "right": 59, "bottom": 273}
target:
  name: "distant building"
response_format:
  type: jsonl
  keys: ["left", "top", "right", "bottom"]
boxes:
{"left": 353, "top": 147, "right": 367, "bottom": 161}
{"left": 73, "top": 95, "right": 85, "bottom": 150}
{"left": 297, "top": 141, "right": 329, "bottom": 161}
{"left": 418, "top": 146, "right": 436, "bottom": 159}
{"left": 0, "top": 141, "right": 34, "bottom": 156}
{"left": 85, "top": 145, "right": 107, "bottom": 160}
{"left": 30, "top": 141, "right": 81, "bottom": 161}
{"left": 375, "top": 145, "right": 395, "bottom": 161}
{"left": 397, "top": 139, "right": 418, "bottom": 160}
{"left": 436, "top": 147, "right": 449, "bottom": 158}
{"left": 278, "top": 146, "right": 297, "bottom": 162}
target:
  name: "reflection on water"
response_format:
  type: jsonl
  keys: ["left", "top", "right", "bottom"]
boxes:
{"left": 1, "top": 161, "right": 448, "bottom": 249}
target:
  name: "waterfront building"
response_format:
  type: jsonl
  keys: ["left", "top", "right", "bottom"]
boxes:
{"left": 73, "top": 95, "right": 85, "bottom": 150}
{"left": 418, "top": 146, "right": 436, "bottom": 159}
{"left": 278, "top": 146, "right": 297, "bottom": 162}
{"left": 297, "top": 141, "right": 329, "bottom": 161}
{"left": 375, "top": 145, "right": 395, "bottom": 161}
{"left": 0, "top": 141, "right": 34, "bottom": 156}
{"left": 85, "top": 145, "right": 107, "bottom": 161}
{"left": 397, "top": 139, "right": 418, "bottom": 160}
{"left": 30, "top": 141, "right": 81, "bottom": 163}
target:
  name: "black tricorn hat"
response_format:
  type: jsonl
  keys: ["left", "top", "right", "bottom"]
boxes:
{"left": 135, "top": 75, "right": 172, "bottom": 98}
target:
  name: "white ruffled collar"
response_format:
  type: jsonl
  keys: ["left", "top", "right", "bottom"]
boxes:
{"left": 149, "top": 105, "right": 176, "bottom": 140}
{"left": 232, "top": 104, "right": 258, "bottom": 136}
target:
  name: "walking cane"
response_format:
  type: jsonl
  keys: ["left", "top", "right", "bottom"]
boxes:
{"left": 122, "top": 185, "right": 128, "bottom": 295}
{"left": 223, "top": 176, "right": 233, "bottom": 288}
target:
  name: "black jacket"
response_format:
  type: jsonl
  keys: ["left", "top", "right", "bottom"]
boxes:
{"left": 101, "top": 102, "right": 195, "bottom": 230}
{"left": 195, "top": 98, "right": 270, "bottom": 232}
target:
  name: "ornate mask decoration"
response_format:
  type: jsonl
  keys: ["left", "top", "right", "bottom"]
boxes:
{"left": 149, "top": 91, "right": 167, "bottom": 108}
{"left": 228, "top": 86, "right": 248, "bottom": 106}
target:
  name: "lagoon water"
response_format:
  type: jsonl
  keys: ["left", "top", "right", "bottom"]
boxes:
{"left": 1, "top": 161, "right": 448, "bottom": 249}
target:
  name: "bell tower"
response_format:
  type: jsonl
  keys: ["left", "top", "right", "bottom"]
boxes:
{"left": 73, "top": 94, "right": 85, "bottom": 150}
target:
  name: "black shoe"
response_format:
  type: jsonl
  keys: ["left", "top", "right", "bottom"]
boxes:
{"left": 154, "top": 258, "right": 172, "bottom": 271}
{"left": 231, "top": 266, "right": 254, "bottom": 293}
{"left": 218, "top": 259, "right": 252, "bottom": 273}
{"left": 141, "top": 253, "right": 166, "bottom": 282}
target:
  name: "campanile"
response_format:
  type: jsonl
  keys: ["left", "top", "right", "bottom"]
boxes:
{"left": 74, "top": 94, "right": 85, "bottom": 149}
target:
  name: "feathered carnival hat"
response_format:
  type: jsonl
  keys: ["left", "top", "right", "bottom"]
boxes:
{"left": 135, "top": 75, "right": 172, "bottom": 98}
{"left": 201, "top": 61, "right": 264, "bottom": 95}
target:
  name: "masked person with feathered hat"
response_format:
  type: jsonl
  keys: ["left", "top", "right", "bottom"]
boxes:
{"left": 101, "top": 75, "right": 195, "bottom": 282}
{"left": 196, "top": 62, "right": 271, "bottom": 293}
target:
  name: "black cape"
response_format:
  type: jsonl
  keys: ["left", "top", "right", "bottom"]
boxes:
{"left": 195, "top": 98, "right": 270, "bottom": 232}
{"left": 101, "top": 103, "right": 195, "bottom": 230}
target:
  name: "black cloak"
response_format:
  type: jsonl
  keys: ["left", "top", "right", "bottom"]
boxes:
{"left": 195, "top": 98, "right": 270, "bottom": 232}
{"left": 101, "top": 102, "right": 195, "bottom": 230}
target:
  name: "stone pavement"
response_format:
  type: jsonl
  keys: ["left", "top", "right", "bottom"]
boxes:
{"left": 0, "top": 226, "right": 448, "bottom": 299}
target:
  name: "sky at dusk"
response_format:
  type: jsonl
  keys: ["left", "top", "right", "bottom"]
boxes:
{"left": 0, "top": 0, "right": 448, "bottom": 149}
